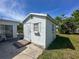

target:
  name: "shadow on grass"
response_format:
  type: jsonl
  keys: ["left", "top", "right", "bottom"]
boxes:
{"left": 47, "top": 35, "right": 75, "bottom": 50}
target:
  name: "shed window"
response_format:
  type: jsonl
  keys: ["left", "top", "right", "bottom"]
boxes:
{"left": 34, "top": 23, "right": 39, "bottom": 32}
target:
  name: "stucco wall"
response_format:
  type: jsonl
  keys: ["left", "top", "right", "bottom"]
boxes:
{"left": 0, "top": 21, "right": 18, "bottom": 38}
{"left": 46, "top": 18, "right": 56, "bottom": 48}
{"left": 24, "top": 16, "right": 46, "bottom": 48}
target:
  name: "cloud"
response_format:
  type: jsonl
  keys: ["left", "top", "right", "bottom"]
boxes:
{"left": 0, "top": 0, "right": 26, "bottom": 22}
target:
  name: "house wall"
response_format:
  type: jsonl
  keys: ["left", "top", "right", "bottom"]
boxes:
{"left": 24, "top": 16, "right": 46, "bottom": 48}
{"left": 0, "top": 21, "right": 18, "bottom": 38}
{"left": 13, "top": 24, "right": 18, "bottom": 38}
{"left": 46, "top": 18, "right": 56, "bottom": 48}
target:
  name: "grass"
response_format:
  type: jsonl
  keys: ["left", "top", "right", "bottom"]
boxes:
{"left": 38, "top": 34, "right": 79, "bottom": 59}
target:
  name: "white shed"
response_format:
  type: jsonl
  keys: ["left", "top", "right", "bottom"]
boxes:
{"left": 0, "top": 19, "right": 19, "bottom": 41}
{"left": 23, "top": 13, "right": 56, "bottom": 48}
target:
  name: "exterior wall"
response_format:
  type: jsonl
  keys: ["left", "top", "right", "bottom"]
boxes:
{"left": 0, "top": 21, "right": 18, "bottom": 38}
{"left": 46, "top": 18, "right": 56, "bottom": 48}
{"left": 13, "top": 24, "right": 18, "bottom": 38}
{"left": 24, "top": 16, "right": 46, "bottom": 48}
{"left": 24, "top": 19, "right": 31, "bottom": 41}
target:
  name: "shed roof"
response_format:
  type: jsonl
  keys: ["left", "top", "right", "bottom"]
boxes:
{"left": 23, "top": 13, "right": 55, "bottom": 24}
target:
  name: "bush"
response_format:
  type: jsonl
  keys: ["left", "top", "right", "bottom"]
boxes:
{"left": 58, "top": 22, "right": 77, "bottom": 34}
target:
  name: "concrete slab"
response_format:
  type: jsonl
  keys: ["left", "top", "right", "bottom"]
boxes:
{"left": 12, "top": 54, "right": 33, "bottom": 59}
{"left": 13, "top": 44, "right": 43, "bottom": 59}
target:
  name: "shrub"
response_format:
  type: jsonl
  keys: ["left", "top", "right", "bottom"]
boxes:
{"left": 58, "top": 22, "right": 77, "bottom": 34}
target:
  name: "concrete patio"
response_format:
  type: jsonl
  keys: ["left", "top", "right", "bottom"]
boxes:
{"left": 0, "top": 40, "right": 43, "bottom": 59}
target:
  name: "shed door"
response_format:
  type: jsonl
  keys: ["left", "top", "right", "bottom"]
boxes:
{"left": 26, "top": 23, "right": 31, "bottom": 41}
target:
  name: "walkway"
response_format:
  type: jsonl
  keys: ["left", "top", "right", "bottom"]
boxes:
{"left": 13, "top": 44, "right": 43, "bottom": 59}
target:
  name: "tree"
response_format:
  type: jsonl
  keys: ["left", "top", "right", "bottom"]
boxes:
{"left": 72, "top": 10, "right": 79, "bottom": 22}
{"left": 63, "top": 17, "right": 75, "bottom": 23}
{"left": 72, "top": 10, "right": 79, "bottom": 18}
{"left": 55, "top": 16, "right": 62, "bottom": 25}
{"left": 61, "top": 14, "right": 66, "bottom": 19}
{"left": 17, "top": 23, "right": 23, "bottom": 33}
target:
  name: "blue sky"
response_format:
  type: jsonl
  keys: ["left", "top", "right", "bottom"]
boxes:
{"left": 0, "top": 0, "right": 79, "bottom": 22}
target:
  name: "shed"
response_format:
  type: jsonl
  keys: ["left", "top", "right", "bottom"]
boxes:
{"left": 23, "top": 13, "right": 56, "bottom": 48}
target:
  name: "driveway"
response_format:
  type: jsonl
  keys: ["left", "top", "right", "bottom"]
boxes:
{"left": 0, "top": 40, "right": 43, "bottom": 59}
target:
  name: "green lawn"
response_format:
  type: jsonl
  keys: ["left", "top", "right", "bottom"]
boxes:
{"left": 38, "top": 34, "right": 79, "bottom": 59}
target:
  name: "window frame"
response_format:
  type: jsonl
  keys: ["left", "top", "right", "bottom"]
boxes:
{"left": 34, "top": 23, "right": 39, "bottom": 32}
